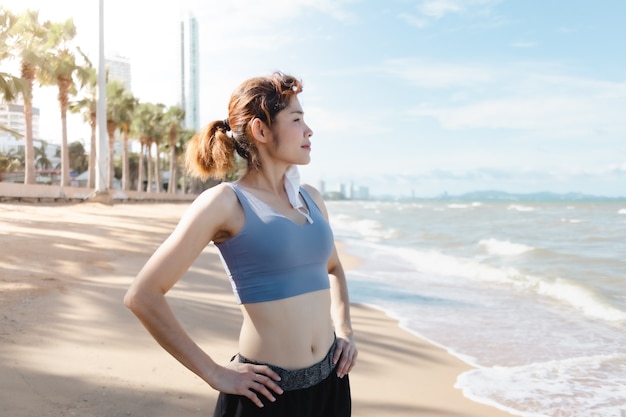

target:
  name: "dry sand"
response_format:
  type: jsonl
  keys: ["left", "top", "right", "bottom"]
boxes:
{"left": 0, "top": 201, "right": 513, "bottom": 416}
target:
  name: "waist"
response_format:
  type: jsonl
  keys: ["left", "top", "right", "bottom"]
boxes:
{"left": 238, "top": 289, "right": 334, "bottom": 367}
{"left": 236, "top": 336, "right": 337, "bottom": 391}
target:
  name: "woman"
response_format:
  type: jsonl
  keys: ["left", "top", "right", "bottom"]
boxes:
{"left": 124, "top": 72, "right": 357, "bottom": 417}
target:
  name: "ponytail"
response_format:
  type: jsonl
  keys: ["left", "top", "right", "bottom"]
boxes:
{"left": 184, "top": 120, "right": 236, "bottom": 181}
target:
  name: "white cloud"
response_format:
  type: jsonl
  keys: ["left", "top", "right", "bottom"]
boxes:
{"left": 383, "top": 58, "right": 493, "bottom": 88}
{"left": 416, "top": 0, "right": 500, "bottom": 19}
{"left": 418, "top": 0, "right": 463, "bottom": 18}
{"left": 398, "top": 13, "right": 428, "bottom": 28}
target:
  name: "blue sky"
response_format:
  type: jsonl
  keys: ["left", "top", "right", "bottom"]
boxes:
{"left": 3, "top": 0, "right": 626, "bottom": 197}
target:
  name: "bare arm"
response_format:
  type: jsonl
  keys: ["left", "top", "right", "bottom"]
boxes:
{"left": 124, "top": 184, "right": 283, "bottom": 407}
{"left": 303, "top": 184, "right": 358, "bottom": 378}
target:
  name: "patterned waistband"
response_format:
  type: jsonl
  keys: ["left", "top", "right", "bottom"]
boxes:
{"left": 236, "top": 338, "right": 337, "bottom": 391}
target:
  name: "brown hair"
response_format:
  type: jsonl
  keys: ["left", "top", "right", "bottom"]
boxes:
{"left": 185, "top": 72, "right": 303, "bottom": 180}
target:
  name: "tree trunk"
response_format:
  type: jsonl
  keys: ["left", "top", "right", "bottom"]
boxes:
{"left": 168, "top": 138, "right": 176, "bottom": 194}
{"left": 122, "top": 130, "right": 129, "bottom": 190}
{"left": 88, "top": 113, "right": 96, "bottom": 188}
{"left": 146, "top": 142, "right": 153, "bottom": 192}
{"left": 59, "top": 89, "right": 71, "bottom": 187}
{"left": 154, "top": 145, "right": 162, "bottom": 193}
{"left": 107, "top": 120, "right": 116, "bottom": 189}
{"left": 21, "top": 64, "right": 36, "bottom": 185}
{"left": 137, "top": 142, "right": 145, "bottom": 191}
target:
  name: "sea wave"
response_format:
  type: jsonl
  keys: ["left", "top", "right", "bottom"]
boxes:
{"left": 508, "top": 204, "right": 535, "bottom": 212}
{"left": 479, "top": 238, "right": 534, "bottom": 256}
{"left": 350, "top": 241, "right": 626, "bottom": 323}
{"left": 456, "top": 353, "right": 626, "bottom": 417}
{"left": 331, "top": 214, "right": 401, "bottom": 242}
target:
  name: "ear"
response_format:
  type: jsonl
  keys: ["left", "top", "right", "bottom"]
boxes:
{"left": 250, "top": 118, "right": 272, "bottom": 144}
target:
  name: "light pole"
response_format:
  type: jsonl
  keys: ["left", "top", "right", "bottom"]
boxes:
{"left": 95, "top": 0, "right": 108, "bottom": 195}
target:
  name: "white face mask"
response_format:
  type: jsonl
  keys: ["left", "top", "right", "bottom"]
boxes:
{"left": 284, "top": 165, "right": 313, "bottom": 224}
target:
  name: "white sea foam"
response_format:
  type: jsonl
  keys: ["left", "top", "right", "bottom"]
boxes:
{"left": 479, "top": 238, "right": 534, "bottom": 256}
{"left": 561, "top": 218, "right": 583, "bottom": 223}
{"left": 447, "top": 203, "right": 470, "bottom": 209}
{"left": 456, "top": 353, "right": 626, "bottom": 417}
{"left": 618, "top": 208, "right": 626, "bottom": 215}
{"left": 330, "top": 214, "right": 399, "bottom": 242}
{"left": 508, "top": 204, "right": 535, "bottom": 212}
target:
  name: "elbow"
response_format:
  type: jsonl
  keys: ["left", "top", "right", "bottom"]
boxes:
{"left": 123, "top": 286, "right": 141, "bottom": 313}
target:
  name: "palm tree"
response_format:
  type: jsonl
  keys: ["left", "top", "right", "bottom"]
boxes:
{"left": 70, "top": 51, "right": 97, "bottom": 188}
{"left": 0, "top": 148, "right": 23, "bottom": 172}
{"left": 105, "top": 79, "right": 126, "bottom": 189}
{"left": 34, "top": 140, "right": 52, "bottom": 170}
{"left": 38, "top": 17, "right": 78, "bottom": 187}
{"left": 175, "top": 127, "right": 195, "bottom": 194}
{"left": 9, "top": 9, "right": 50, "bottom": 184}
{"left": 0, "top": 7, "right": 27, "bottom": 104}
{"left": 163, "top": 105, "right": 185, "bottom": 193}
{"left": 133, "top": 102, "right": 165, "bottom": 192}
{"left": 117, "top": 91, "right": 137, "bottom": 191}
{"left": 68, "top": 141, "right": 88, "bottom": 174}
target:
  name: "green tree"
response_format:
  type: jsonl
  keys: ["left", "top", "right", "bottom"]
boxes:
{"left": 175, "top": 128, "right": 195, "bottom": 193}
{"left": 34, "top": 140, "right": 52, "bottom": 170}
{"left": 133, "top": 102, "right": 165, "bottom": 192}
{"left": 38, "top": 17, "right": 78, "bottom": 187}
{"left": 0, "top": 7, "right": 27, "bottom": 104}
{"left": 70, "top": 51, "right": 97, "bottom": 188}
{"left": 9, "top": 9, "right": 50, "bottom": 184}
{"left": 117, "top": 91, "right": 137, "bottom": 191}
{"left": 163, "top": 105, "right": 185, "bottom": 193}
{"left": 68, "top": 141, "right": 88, "bottom": 174}
{"left": 105, "top": 80, "right": 137, "bottom": 189}
{"left": 0, "top": 148, "right": 23, "bottom": 172}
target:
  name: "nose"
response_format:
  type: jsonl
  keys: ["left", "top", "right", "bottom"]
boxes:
{"left": 305, "top": 122, "right": 313, "bottom": 138}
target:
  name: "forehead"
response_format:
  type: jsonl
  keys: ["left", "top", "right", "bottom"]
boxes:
{"left": 280, "top": 96, "right": 303, "bottom": 114}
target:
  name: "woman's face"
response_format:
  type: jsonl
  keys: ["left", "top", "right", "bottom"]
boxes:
{"left": 270, "top": 96, "right": 314, "bottom": 165}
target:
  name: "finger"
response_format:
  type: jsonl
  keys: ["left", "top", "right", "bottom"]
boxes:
{"left": 254, "top": 365, "right": 282, "bottom": 382}
{"left": 250, "top": 380, "right": 279, "bottom": 403}
{"left": 244, "top": 387, "right": 265, "bottom": 408}
{"left": 336, "top": 348, "right": 357, "bottom": 378}
{"left": 252, "top": 373, "right": 284, "bottom": 396}
{"left": 332, "top": 345, "right": 343, "bottom": 365}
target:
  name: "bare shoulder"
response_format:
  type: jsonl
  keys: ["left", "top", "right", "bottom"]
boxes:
{"left": 177, "top": 182, "right": 242, "bottom": 241}
{"left": 301, "top": 183, "right": 323, "bottom": 202}
{"left": 191, "top": 182, "right": 238, "bottom": 212}
{"left": 301, "top": 183, "right": 328, "bottom": 216}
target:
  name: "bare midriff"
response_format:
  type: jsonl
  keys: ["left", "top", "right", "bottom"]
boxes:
{"left": 238, "top": 289, "right": 335, "bottom": 370}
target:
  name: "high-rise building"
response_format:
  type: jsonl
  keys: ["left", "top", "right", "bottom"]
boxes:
{"left": 105, "top": 54, "right": 132, "bottom": 91}
{"left": 179, "top": 14, "right": 200, "bottom": 131}
{"left": 0, "top": 102, "right": 40, "bottom": 140}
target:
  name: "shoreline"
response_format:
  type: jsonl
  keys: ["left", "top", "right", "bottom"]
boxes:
{"left": 0, "top": 201, "right": 513, "bottom": 416}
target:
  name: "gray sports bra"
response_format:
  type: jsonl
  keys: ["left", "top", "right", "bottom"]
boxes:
{"left": 215, "top": 183, "right": 334, "bottom": 304}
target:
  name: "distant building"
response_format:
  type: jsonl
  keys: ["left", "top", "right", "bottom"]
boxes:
{"left": 1, "top": 101, "right": 66, "bottom": 183}
{"left": 0, "top": 101, "right": 40, "bottom": 141}
{"left": 353, "top": 186, "right": 370, "bottom": 200}
{"left": 179, "top": 13, "right": 200, "bottom": 131}
{"left": 106, "top": 54, "right": 132, "bottom": 91}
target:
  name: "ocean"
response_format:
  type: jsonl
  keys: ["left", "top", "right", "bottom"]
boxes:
{"left": 326, "top": 199, "right": 626, "bottom": 417}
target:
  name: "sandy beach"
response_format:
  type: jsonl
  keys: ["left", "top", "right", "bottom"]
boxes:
{"left": 0, "top": 201, "right": 514, "bottom": 417}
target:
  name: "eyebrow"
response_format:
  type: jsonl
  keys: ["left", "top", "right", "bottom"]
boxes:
{"left": 290, "top": 110, "right": 304, "bottom": 115}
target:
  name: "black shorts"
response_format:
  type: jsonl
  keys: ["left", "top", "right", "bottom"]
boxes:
{"left": 213, "top": 341, "right": 351, "bottom": 417}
